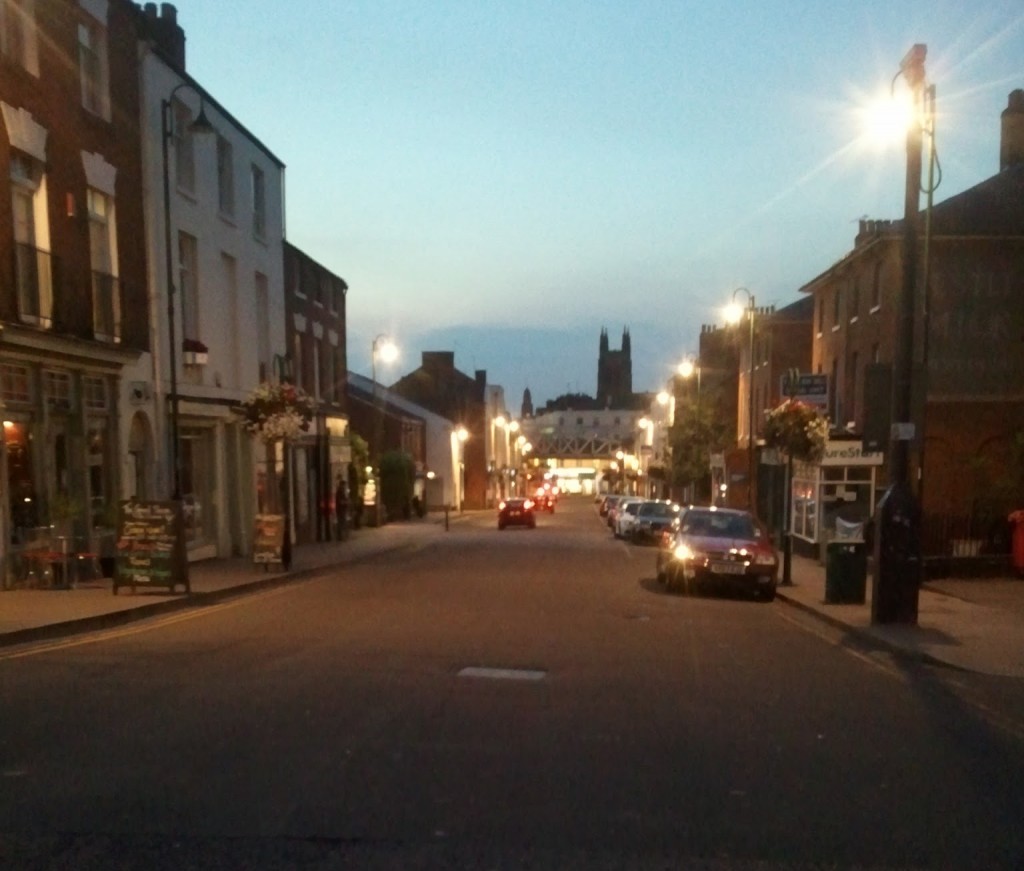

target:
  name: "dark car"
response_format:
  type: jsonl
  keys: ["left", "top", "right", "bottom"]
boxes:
{"left": 532, "top": 489, "right": 556, "bottom": 513}
{"left": 655, "top": 506, "right": 777, "bottom": 601}
{"left": 498, "top": 497, "right": 537, "bottom": 530}
{"left": 631, "top": 500, "right": 680, "bottom": 545}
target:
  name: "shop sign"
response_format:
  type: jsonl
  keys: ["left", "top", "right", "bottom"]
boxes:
{"left": 820, "top": 440, "right": 884, "bottom": 467}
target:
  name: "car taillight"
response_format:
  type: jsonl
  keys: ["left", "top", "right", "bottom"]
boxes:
{"left": 524, "top": 499, "right": 535, "bottom": 509}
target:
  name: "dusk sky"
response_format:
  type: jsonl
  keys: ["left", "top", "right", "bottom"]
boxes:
{"left": 181, "top": 1, "right": 1024, "bottom": 411}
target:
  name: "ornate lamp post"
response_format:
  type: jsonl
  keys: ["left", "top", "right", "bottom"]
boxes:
{"left": 161, "top": 83, "right": 215, "bottom": 499}
{"left": 725, "top": 287, "right": 757, "bottom": 512}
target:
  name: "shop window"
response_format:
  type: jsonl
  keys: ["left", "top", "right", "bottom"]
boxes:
{"left": 180, "top": 427, "right": 214, "bottom": 546}
{"left": 5, "top": 420, "right": 39, "bottom": 532}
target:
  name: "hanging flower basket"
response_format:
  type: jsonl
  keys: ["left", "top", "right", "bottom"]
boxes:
{"left": 235, "top": 381, "right": 315, "bottom": 443}
{"left": 763, "top": 399, "right": 829, "bottom": 462}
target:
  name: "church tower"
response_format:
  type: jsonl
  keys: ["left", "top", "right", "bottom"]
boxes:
{"left": 596, "top": 326, "right": 633, "bottom": 408}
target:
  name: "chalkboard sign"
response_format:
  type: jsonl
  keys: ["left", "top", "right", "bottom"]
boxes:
{"left": 253, "top": 514, "right": 287, "bottom": 569}
{"left": 114, "top": 500, "right": 190, "bottom": 595}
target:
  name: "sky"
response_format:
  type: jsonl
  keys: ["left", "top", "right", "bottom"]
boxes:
{"left": 180, "top": 0, "right": 1024, "bottom": 412}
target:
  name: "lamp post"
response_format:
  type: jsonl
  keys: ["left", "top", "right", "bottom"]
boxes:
{"left": 872, "top": 45, "right": 927, "bottom": 625}
{"left": 161, "top": 83, "right": 215, "bottom": 499}
{"left": 726, "top": 287, "right": 757, "bottom": 512}
{"left": 370, "top": 334, "right": 397, "bottom": 525}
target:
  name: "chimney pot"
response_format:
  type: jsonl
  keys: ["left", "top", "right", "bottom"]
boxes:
{"left": 1000, "top": 88, "right": 1024, "bottom": 171}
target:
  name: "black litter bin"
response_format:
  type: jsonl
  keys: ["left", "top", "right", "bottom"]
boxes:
{"left": 825, "top": 540, "right": 868, "bottom": 604}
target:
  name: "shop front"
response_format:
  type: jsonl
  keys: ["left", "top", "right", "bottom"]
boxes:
{"left": 790, "top": 438, "right": 885, "bottom": 562}
{"left": 1, "top": 361, "right": 120, "bottom": 587}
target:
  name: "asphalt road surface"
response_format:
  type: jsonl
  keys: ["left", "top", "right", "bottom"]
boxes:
{"left": 2, "top": 496, "right": 1023, "bottom": 870}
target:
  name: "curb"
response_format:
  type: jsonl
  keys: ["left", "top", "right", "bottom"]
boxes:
{"left": 774, "top": 587, "right": 961, "bottom": 673}
{"left": 0, "top": 539, "right": 419, "bottom": 650}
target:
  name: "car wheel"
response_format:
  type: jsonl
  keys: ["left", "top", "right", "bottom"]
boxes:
{"left": 759, "top": 586, "right": 776, "bottom": 602}
{"left": 498, "top": 521, "right": 505, "bottom": 530}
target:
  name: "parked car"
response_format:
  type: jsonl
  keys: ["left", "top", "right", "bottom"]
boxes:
{"left": 631, "top": 500, "right": 681, "bottom": 545}
{"left": 656, "top": 506, "right": 777, "bottom": 601}
{"left": 602, "top": 494, "right": 625, "bottom": 526}
{"left": 613, "top": 497, "right": 645, "bottom": 539}
{"left": 598, "top": 494, "right": 621, "bottom": 518}
{"left": 498, "top": 497, "right": 536, "bottom": 530}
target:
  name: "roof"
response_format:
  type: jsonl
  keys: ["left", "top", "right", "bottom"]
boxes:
{"left": 800, "top": 163, "right": 1024, "bottom": 293}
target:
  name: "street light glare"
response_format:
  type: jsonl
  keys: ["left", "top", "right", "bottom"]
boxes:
{"left": 724, "top": 301, "right": 744, "bottom": 325}
{"left": 376, "top": 340, "right": 399, "bottom": 364}
{"left": 856, "top": 90, "right": 914, "bottom": 152}
{"left": 678, "top": 359, "right": 695, "bottom": 379}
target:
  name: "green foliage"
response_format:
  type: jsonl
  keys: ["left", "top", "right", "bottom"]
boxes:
{"left": 348, "top": 433, "right": 369, "bottom": 495}
{"left": 669, "top": 398, "right": 729, "bottom": 495}
{"left": 763, "top": 399, "right": 828, "bottom": 462}
{"left": 379, "top": 450, "right": 415, "bottom": 520}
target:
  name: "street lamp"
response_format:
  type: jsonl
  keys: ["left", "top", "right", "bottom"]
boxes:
{"left": 678, "top": 356, "right": 702, "bottom": 412}
{"left": 370, "top": 334, "right": 398, "bottom": 525}
{"left": 725, "top": 287, "right": 756, "bottom": 512}
{"left": 872, "top": 45, "right": 928, "bottom": 625}
{"left": 161, "top": 83, "right": 215, "bottom": 499}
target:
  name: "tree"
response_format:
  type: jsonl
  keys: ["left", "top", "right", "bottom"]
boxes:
{"left": 379, "top": 450, "right": 415, "bottom": 521}
{"left": 668, "top": 397, "right": 729, "bottom": 502}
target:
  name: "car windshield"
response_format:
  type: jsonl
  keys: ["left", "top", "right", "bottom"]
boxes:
{"left": 682, "top": 511, "right": 756, "bottom": 539}
{"left": 641, "top": 502, "right": 675, "bottom": 517}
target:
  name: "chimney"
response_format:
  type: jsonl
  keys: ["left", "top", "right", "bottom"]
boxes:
{"left": 1000, "top": 89, "right": 1024, "bottom": 171}
{"left": 141, "top": 3, "right": 187, "bottom": 71}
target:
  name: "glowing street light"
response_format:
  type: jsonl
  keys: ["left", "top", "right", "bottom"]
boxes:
{"left": 725, "top": 287, "right": 757, "bottom": 512}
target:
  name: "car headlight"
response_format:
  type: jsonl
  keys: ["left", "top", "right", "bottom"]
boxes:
{"left": 673, "top": 543, "right": 695, "bottom": 561}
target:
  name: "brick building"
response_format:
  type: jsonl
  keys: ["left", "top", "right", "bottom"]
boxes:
{"left": 799, "top": 90, "right": 1024, "bottom": 554}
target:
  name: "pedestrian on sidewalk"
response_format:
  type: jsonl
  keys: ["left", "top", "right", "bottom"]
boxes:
{"left": 335, "top": 476, "right": 349, "bottom": 541}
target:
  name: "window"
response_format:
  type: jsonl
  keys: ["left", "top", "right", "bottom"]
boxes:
{"left": 817, "top": 296, "right": 824, "bottom": 333}
{"left": 251, "top": 164, "right": 266, "bottom": 238}
{"left": 88, "top": 188, "right": 120, "bottom": 342}
{"left": 254, "top": 272, "right": 269, "bottom": 377}
{"left": 849, "top": 277, "right": 860, "bottom": 322}
{"left": 77, "top": 16, "right": 108, "bottom": 118}
{"left": 216, "top": 135, "right": 234, "bottom": 216}
{"left": 173, "top": 100, "right": 196, "bottom": 193}
{"left": 1, "top": 364, "right": 31, "bottom": 403}
{"left": 832, "top": 285, "right": 842, "bottom": 329}
{"left": 830, "top": 358, "right": 839, "bottom": 423}
{"left": 177, "top": 231, "right": 198, "bottom": 341}
{"left": 83, "top": 375, "right": 108, "bottom": 411}
{"left": 871, "top": 342, "right": 880, "bottom": 364}
{"left": 10, "top": 151, "right": 52, "bottom": 327}
{"left": 43, "top": 369, "right": 72, "bottom": 411}
{"left": 848, "top": 351, "right": 859, "bottom": 423}
{"left": 871, "top": 262, "right": 882, "bottom": 311}
{"left": 1, "top": 0, "right": 38, "bottom": 74}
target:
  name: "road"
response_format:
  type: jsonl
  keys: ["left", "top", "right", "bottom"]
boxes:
{"left": 2, "top": 496, "right": 1023, "bottom": 869}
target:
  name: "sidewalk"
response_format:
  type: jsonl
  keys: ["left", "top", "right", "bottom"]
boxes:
{"left": 2, "top": 516, "right": 1023, "bottom": 678}
{"left": 0, "top": 515, "right": 453, "bottom": 649}
{"left": 778, "top": 554, "right": 1024, "bottom": 678}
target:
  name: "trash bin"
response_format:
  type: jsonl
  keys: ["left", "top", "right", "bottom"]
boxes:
{"left": 825, "top": 540, "right": 868, "bottom": 604}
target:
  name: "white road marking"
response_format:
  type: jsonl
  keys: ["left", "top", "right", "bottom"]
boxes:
{"left": 458, "top": 666, "right": 546, "bottom": 681}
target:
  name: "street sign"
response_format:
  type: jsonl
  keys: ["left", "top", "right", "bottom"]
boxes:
{"left": 780, "top": 372, "right": 829, "bottom": 409}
